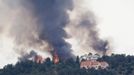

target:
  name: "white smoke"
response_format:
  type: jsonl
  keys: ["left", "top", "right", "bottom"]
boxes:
{"left": 0, "top": 0, "right": 51, "bottom": 68}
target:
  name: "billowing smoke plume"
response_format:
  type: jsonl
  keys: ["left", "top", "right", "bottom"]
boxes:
{"left": 0, "top": 0, "right": 110, "bottom": 62}
{"left": 65, "top": 2, "right": 110, "bottom": 55}
{"left": 79, "top": 12, "right": 109, "bottom": 53}
{"left": 19, "top": 50, "right": 37, "bottom": 62}
{"left": 27, "top": 0, "right": 75, "bottom": 58}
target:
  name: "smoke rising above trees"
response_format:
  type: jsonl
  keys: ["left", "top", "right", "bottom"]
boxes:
{"left": 0, "top": 0, "right": 110, "bottom": 60}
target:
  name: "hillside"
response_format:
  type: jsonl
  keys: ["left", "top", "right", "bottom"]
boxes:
{"left": 0, "top": 54, "right": 134, "bottom": 75}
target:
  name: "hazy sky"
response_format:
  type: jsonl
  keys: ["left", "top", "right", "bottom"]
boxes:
{"left": 84, "top": 0, "right": 134, "bottom": 55}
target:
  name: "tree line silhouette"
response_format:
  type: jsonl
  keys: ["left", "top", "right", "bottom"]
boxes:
{"left": 0, "top": 54, "right": 134, "bottom": 75}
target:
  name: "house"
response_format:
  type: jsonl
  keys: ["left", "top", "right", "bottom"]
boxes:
{"left": 80, "top": 53, "right": 101, "bottom": 61}
{"left": 80, "top": 60, "right": 109, "bottom": 69}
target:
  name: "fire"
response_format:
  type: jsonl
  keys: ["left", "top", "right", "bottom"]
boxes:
{"left": 53, "top": 52, "right": 59, "bottom": 64}
{"left": 34, "top": 52, "right": 60, "bottom": 64}
{"left": 34, "top": 55, "right": 44, "bottom": 64}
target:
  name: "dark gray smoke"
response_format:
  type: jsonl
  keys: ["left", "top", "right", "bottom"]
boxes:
{"left": 27, "top": 0, "right": 74, "bottom": 59}
{"left": 66, "top": 10, "right": 110, "bottom": 55}
{"left": 0, "top": 0, "right": 110, "bottom": 61}
{"left": 19, "top": 50, "right": 37, "bottom": 62}
{"left": 0, "top": 0, "right": 112, "bottom": 68}
{"left": 79, "top": 12, "right": 109, "bottom": 53}
{"left": 17, "top": 0, "right": 110, "bottom": 58}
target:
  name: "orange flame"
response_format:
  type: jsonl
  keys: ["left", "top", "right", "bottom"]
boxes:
{"left": 34, "top": 55, "right": 44, "bottom": 64}
{"left": 53, "top": 52, "right": 59, "bottom": 64}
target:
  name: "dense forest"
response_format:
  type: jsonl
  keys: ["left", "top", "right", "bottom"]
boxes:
{"left": 0, "top": 54, "right": 134, "bottom": 75}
